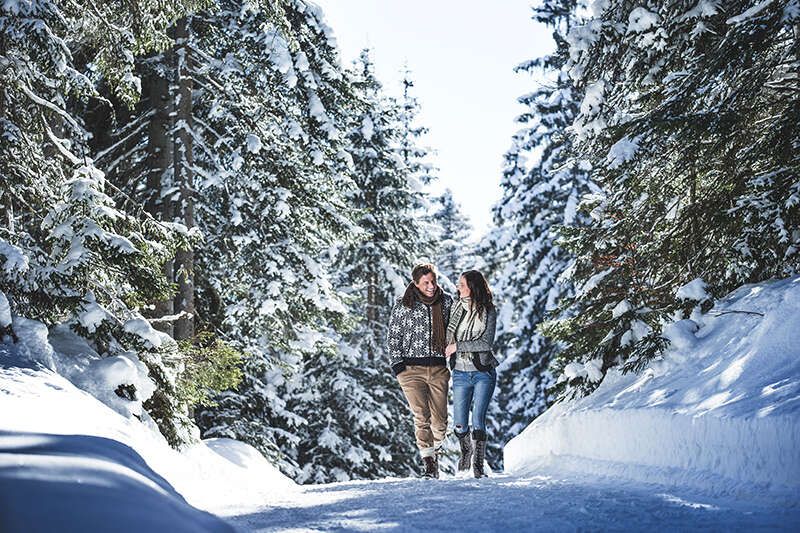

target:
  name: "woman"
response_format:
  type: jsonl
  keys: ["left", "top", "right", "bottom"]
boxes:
{"left": 444, "top": 270, "right": 499, "bottom": 478}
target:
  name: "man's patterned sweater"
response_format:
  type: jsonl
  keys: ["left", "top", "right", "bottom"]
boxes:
{"left": 387, "top": 293, "right": 454, "bottom": 376}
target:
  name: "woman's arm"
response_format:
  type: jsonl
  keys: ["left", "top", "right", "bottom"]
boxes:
{"left": 456, "top": 307, "right": 497, "bottom": 353}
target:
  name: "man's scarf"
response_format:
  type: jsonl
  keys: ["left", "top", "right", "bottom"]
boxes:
{"left": 403, "top": 283, "right": 446, "bottom": 355}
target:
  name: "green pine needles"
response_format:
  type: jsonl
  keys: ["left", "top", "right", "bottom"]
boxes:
{"left": 177, "top": 332, "right": 245, "bottom": 409}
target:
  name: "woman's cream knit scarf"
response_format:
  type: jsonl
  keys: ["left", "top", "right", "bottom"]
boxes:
{"left": 446, "top": 297, "right": 486, "bottom": 347}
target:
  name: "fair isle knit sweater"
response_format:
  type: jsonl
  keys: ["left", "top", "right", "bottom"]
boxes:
{"left": 387, "top": 294, "right": 454, "bottom": 376}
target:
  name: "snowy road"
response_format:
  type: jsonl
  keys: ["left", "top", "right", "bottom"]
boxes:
{"left": 225, "top": 471, "right": 800, "bottom": 532}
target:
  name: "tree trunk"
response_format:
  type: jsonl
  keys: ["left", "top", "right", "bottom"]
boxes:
{"left": 1, "top": 170, "right": 12, "bottom": 232}
{"left": 366, "top": 268, "right": 378, "bottom": 361}
{"left": 1, "top": 84, "right": 11, "bottom": 233}
{"left": 173, "top": 16, "right": 195, "bottom": 341}
{"left": 688, "top": 164, "right": 697, "bottom": 277}
{"left": 145, "top": 59, "right": 176, "bottom": 337}
{"left": 3, "top": 194, "right": 11, "bottom": 233}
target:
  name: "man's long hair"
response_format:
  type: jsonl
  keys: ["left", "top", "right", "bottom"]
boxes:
{"left": 402, "top": 263, "right": 438, "bottom": 308}
{"left": 462, "top": 269, "right": 494, "bottom": 317}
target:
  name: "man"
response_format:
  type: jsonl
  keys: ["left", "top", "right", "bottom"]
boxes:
{"left": 387, "top": 263, "right": 453, "bottom": 478}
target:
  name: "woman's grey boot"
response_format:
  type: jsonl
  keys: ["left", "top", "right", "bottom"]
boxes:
{"left": 472, "top": 429, "right": 488, "bottom": 478}
{"left": 456, "top": 430, "right": 473, "bottom": 472}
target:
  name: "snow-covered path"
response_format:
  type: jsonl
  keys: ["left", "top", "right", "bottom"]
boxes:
{"left": 225, "top": 471, "right": 800, "bottom": 532}
{"left": 4, "top": 278, "right": 800, "bottom": 532}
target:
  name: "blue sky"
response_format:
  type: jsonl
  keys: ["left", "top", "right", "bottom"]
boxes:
{"left": 313, "top": 0, "right": 554, "bottom": 235}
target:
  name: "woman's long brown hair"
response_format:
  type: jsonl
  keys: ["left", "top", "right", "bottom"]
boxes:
{"left": 461, "top": 270, "right": 494, "bottom": 317}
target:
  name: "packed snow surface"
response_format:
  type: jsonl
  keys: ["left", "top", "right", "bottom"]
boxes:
{"left": 506, "top": 277, "right": 800, "bottom": 498}
{"left": 227, "top": 471, "right": 800, "bottom": 532}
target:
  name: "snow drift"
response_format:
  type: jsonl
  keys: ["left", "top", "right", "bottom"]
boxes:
{"left": 0, "top": 319, "right": 296, "bottom": 531}
{"left": 505, "top": 276, "right": 800, "bottom": 498}
{"left": 0, "top": 431, "right": 232, "bottom": 533}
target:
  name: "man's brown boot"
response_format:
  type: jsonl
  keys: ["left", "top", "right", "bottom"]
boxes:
{"left": 422, "top": 455, "right": 439, "bottom": 479}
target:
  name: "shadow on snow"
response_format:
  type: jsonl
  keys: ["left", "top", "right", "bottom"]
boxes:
{"left": 231, "top": 473, "right": 800, "bottom": 532}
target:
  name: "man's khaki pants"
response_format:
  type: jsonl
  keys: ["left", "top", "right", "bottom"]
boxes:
{"left": 397, "top": 365, "right": 450, "bottom": 458}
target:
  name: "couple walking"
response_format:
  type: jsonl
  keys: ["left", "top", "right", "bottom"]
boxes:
{"left": 387, "top": 263, "right": 498, "bottom": 479}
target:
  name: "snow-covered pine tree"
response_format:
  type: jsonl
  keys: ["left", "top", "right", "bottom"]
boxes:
{"left": 286, "top": 50, "right": 437, "bottom": 482}
{"left": 286, "top": 51, "right": 481, "bottom": 482}
{"left": 543, "top": 0, "right": 800, "bottom": 397}
{"left": 398, "top": 69, "right": 437, "bottom": 188}
{"left": 338, "top": 49, "right": 433, "bottom": 361}
{"left": 0, "top": 0, "right": 212, "bottom": 445}
{"left": 396, "top": 69, "right": 445, "bottom": 284}
{"left": 287, "top": 329, "right": 419, "bottom": 482}
{"left": 82, "top": 0, "right": 358, "bottom": 457}
{"left": 184, "top": 0, "right": 361, "bottom": 474}
{"left": 482, "top": 0, "right": 594, "bottom": 467}
{"left": 91, "top": 11, "right": 211, "bottom": 341}
{"left": 433, "top": 189, "right": 474, "bottom": 288}
{"left": 0, "top": 0, "right": 198, "bottom": 310}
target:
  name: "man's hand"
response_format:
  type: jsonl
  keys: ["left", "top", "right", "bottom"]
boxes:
{"left": 445, "top": 343, "right": 457, "bottom": 356}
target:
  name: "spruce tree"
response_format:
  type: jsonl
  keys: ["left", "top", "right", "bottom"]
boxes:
{"left": 543, "top": 0, "right": 800, "bottom": 396}
{"left": 285, "top": 50, "right": 443, "bottom": 482}
{"left": 0, "top": 0, "right": 196, "bottom": 314}
{"left": 396, "top": 69, "right": 443, "bottom": 281}
{"left": 186, "top": 0, "right": 361, "bottom": 473}
{"left": 0, "top": 0, "right": 208, "bottom": 445}
{"left": 287, "top": 52, "right": 485, "bottom": 482}
{"left": 288, "top": 330, "right": 418, "bottom": 482}
{"left": 397, "top": 68, "right": 437, "bottom": 187}
{"left": 482, "top": 0, "right": 594, "bottom": 466}
{"left": 338, "top": 50, "right": 431, "bottom": 360}
{"left": 433, "top": 189, "right": 474, "bottom": 287}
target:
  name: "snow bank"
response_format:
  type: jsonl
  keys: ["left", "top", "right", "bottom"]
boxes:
{"left": 9, "top": 317, "right": 56, "bottom": 370}
{"left": 0, "top": 292, "right": 11, "bottom": 328}
{"left": 44, "top": 323, "right": 157, "bottom": 422}
{"left": 505, "top": 277, "right": 800, "bottom": 498}
{"left": 0, "top": 322, "right": 296, "bottom": 529}
{"left": 0, "top": 431, "right": 231, "bottom": 533}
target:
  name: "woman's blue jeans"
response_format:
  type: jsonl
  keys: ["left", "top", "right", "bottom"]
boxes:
{"left": 452, "top": 368, "right": 496, "bottom": 434}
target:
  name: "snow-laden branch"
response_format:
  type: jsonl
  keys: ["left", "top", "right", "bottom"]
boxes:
{"left": 21, "top": 84, "right": 82, "bottom": 133}
{"left": 148, "top": 311, "right": 193, "bottom": 324}
{"left": 42, "top": 119, "right": 81, "bottom": 166}
{"left": 95, "top": 109, "right": 154, "bottom": 163}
